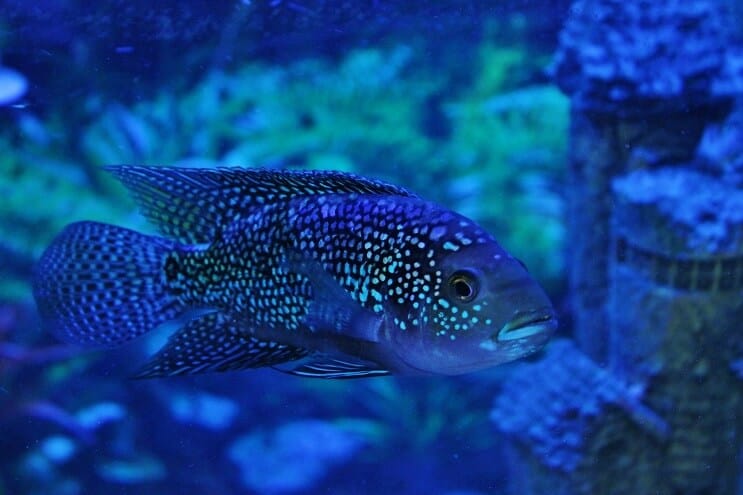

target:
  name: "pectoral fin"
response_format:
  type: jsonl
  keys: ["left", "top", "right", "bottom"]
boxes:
{"left": 282, "top": 250, "right": 383, "bottom": 342}
{"left": 278, "top": 354, "right": 390, "bottom": 379}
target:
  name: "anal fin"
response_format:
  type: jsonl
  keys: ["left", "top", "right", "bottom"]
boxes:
{"left": 134, "top": 312, "right": 309, "bottom": 378}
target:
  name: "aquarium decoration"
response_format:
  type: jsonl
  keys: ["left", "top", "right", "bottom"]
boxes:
{"left": 491, "top": 340, "right": 669, "bottom": 493}
{"left": 549, "top": 0, "right": 743, "bottom": 362}
{"left": 493, "top": 1, "right": 743, "bottom": 494}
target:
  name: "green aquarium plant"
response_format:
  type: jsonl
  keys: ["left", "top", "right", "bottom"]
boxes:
{"left": 441, "top": 41, "right": 568, "bottom": 286}
{"left": 81, "top": 45, "right": 442, "bottom": 176}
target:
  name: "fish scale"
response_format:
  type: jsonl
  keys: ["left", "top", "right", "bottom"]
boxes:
{"left": 33, "top": 166, "right": 557, "bottom": 378}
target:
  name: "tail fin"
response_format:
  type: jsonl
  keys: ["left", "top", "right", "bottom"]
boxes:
{"left": 32, "top": 221, "right": 185, "bottom": 348}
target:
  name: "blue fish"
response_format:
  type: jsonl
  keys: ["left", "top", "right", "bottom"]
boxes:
{"left": 32, "top": 166, "right": 557, "bottom": 378}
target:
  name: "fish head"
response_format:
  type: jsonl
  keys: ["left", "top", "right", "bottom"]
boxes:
{"left": 388, "top": 238, "right": 557, "bottom": 375}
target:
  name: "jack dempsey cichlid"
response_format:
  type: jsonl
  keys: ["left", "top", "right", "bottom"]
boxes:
{"left": 32, "top": 166, "right": 557, "bottom": 378}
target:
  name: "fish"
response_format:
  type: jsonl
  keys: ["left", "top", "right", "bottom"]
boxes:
{"left": 32, "top": 166, "right": 557, "bottom": 379}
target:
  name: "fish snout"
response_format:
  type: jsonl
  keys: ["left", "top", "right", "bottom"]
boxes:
{"left": 496, "top": 308, "right": 557, "bottom": 343}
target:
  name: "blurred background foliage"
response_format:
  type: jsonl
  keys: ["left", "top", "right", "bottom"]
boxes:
{"left": 0, "top": 26, "right": 567, "bottom": 302}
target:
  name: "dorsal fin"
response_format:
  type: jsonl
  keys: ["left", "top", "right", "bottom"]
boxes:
{"left": 106, "top": 165, "right": 417, "bottom": 243}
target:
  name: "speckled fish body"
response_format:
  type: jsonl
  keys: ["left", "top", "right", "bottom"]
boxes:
{"left": 32, "top": 166, "right": 557, "bottom": 378}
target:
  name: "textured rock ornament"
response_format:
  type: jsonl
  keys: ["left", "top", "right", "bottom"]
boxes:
{"left": 610, "top": 168, "right": 743, "bottom": 494}
{"left": 496, "top": 114, "right": 743, "bottom": 495}
{"left": 550, "top": 0, "right": 743, "bottom": 116}
{"left": 549, "top": 0, "right": 743, "bottom": 363}
{"left": 491, "top": 340, "right": 669, "bottom": 495}
{"left": 697, "top": 100, "right": 743, "bottom": 187}
{"left": 495, "top": 1, "right": 743, "bottom": 493}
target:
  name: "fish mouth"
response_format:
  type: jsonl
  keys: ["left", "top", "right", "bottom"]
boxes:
{"left": 496, "top": 309, "right": 557, "bottom": 342}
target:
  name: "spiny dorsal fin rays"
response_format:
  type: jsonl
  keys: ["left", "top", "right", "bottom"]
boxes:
{"left": 106, "top": 165, "right": 418, "bottom": 244}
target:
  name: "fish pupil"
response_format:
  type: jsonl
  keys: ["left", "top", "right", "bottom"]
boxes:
{"left": 449, "top": 270, "right": 478, "bottom": 303}
{"left": 454, "top": 280, "right": 473, "bottom": 298}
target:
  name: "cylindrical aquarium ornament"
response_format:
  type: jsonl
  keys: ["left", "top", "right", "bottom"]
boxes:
{"left": 492, "top": 0, "right": 743, "bottom": 494}
{"left": 610, "top": 167, "right": 743, "bottom": 494}
{"left": 550, "top": 0, "right": 743, "bottom": 363}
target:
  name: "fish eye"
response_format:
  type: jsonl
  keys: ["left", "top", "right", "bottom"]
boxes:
{"left": 447, "top": 270, "right": 479, "bottom": 303}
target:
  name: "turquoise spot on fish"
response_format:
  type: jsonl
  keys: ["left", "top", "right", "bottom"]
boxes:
{"left": 443, "top": 241, "right": 459, "bottom": 251}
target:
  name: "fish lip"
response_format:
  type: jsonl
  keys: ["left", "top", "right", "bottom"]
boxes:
{"left": 496, "top": 309, "right": 557, "bottom": 342}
